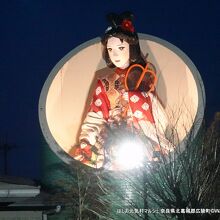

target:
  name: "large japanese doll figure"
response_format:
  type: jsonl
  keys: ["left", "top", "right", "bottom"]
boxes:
{"left": 70, "top": 12, "right": 175, "bottom": 170}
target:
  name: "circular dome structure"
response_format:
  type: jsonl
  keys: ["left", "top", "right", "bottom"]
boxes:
{"left": 39, "top": 34, "right": 205, "bottom": 165}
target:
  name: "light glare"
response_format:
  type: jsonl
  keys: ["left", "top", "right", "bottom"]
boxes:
{"left": 115, "top": 140, "right": 145, "bottom": 170}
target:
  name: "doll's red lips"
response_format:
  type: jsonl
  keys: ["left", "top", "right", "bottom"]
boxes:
{"left": 115, "top": 60, "right": 120, "bottom": 62}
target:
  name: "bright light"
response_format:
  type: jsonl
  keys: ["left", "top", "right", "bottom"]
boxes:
{"left": 115, "top": 140, "right": 145, "bottom": 170}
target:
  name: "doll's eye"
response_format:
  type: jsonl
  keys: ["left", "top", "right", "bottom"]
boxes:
{"left": 107, "top": 48, "right": 112, "bottom": 52}
{"left": 118, "top": 46, "right": 125, "bottom": 51}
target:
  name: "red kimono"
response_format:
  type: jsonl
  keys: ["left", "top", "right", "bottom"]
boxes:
{"left": 70, "top": 68, "right": 173, "bottom": 169}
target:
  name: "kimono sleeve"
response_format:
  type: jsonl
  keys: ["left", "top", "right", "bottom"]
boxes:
{"left": 69, "top": 79, "right": 110, "bottom": 168}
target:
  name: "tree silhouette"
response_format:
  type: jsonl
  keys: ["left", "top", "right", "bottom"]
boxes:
{"left": 43, "top": 112, "right": 220, "bottom": 220}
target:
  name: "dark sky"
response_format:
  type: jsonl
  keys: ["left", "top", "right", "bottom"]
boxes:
{"left": 0, "top": 0, "right": 219, "bottom": 180}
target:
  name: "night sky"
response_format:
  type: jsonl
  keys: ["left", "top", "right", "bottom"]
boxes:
{"left": 0, "top": 1, "right": 219, "bottom": 180}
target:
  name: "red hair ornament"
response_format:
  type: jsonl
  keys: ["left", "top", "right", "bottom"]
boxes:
{"left": 121, "top": 19, "right": 135, "bottom": 33}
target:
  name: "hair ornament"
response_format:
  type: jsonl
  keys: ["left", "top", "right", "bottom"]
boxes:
{"left": 105, "top": 11, "right": 135, "bottom": 34}
{"left": 121, "top": 19, "right": 135, "bottom": 33}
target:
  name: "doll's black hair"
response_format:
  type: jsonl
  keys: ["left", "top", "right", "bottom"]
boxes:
{"left": 101, "top": 11, "right": 146, "bottom": 68}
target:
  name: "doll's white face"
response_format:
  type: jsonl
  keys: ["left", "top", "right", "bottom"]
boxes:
{"left": 107, "top": 37, "right": 130, "bottom": 69}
